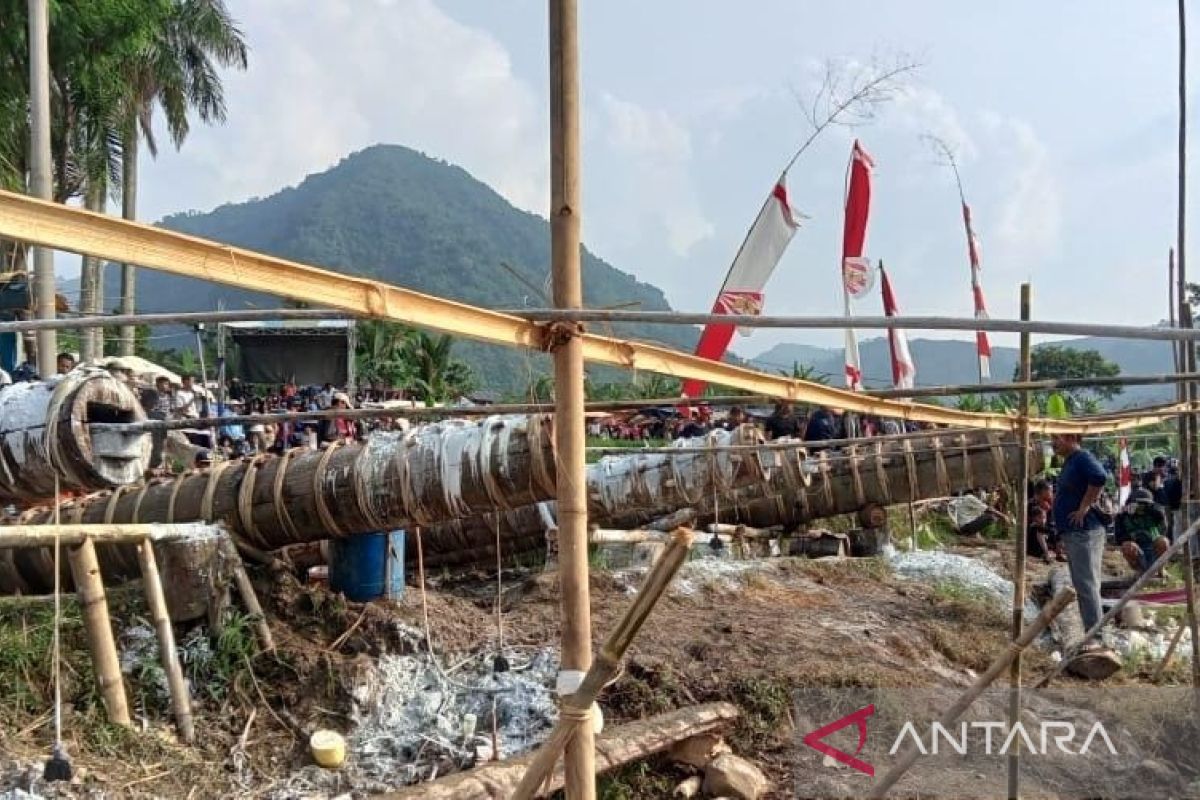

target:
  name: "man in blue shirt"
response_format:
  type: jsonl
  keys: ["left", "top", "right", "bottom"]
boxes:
{"left": 1051, "top": 433, "right": 1108, "bottom": 647}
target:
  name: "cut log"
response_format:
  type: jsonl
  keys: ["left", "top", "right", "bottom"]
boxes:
{"left": 1047, "top": 568, "right": 1122, "bottom": 680}
{"left": 2, "top": 420, "right": 763, "bottom": 591}
{"left": 380, "top": 702, "right": 740, "bottom": 799}
{"left": 0, "top": 369, "right": 149, "bottom": 502}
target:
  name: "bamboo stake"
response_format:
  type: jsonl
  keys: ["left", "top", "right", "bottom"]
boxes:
{"left": 1007, "top": 283, "right": 1032, "bottom": 800}
{"left": 67, "top": 538, "right": 130, "bottom": 726}
{"left": 512, "top": 528, "right": 695, "bottom": 800}
{"left": 868, "top": 587, "right": 1076, "bottom": 799}
{"left": 219, "top": 537, "right": 275, "bottom": 653}
{"left": 1153, "top": 620, "right": 1188, "bottom": 681}
{"left": 135, "top": 540, "right": 194, "bottom": 743}
{"left": 548, "top": 1, "right": 593, "bottom": 796}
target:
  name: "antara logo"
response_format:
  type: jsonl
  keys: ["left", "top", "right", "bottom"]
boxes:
{"left": 802, "top": 704, "right": 876, "bottom": 777}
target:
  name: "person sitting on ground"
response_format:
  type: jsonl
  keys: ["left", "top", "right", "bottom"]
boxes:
{"left": 1116, "top": 487, "right": 1170, "bottom": 577}
{"left": 764, "top": 401, "right": 801, "bottom": 440}
{"left": 56, "top": 352, "right": 75, "bottom": 375}
{"left": 722, "top": 406, "right": 747, "bottom": 432}
{"left": 1026, "top": 479, "right": 1058, "bottom": 562}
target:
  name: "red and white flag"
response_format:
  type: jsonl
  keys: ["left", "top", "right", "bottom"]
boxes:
{"left": 841, "top": 140, "right": 874, "bottom": 391}
{"left": 880, "top": 263, "right": 916, "bottom": 390}
{"left": 1118, "top": 438, "right": 1132, "bottom": 507}
{"left": 681, "top": 175, "right": 801, "bottom": 398}
{"left": 961, "top": 202, "right": 993, "bottom": 380}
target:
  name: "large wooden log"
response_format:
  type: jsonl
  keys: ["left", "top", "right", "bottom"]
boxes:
{"left": 380, "top": 702, "right": 740, "bottom": 800}
{"left": 0, "top": 368, "right": 149, "bottom": 502}
{"left": 2, "top": 420, "right": 764, "bottom": 591}
{"left": 420, "top": 428, "right": 1024, "bottom": 567}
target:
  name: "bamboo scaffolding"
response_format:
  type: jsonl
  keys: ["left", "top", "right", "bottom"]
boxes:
{"left": 0, "top": 522, "right": 218, "bottom": 548}
{"left": 0, "top": 189, "right": 1191, "bottom": 436}
{"left": 868, "top": 587, "right": 1077, "bottom": 799}
{"left": 67, "top": 537, "right": 130, "bottom": 726}
{"left": 0, "top": 308, "right": 349, "bottom": 333}
{"left": 218, "top": 536, "right": 275, "bottom": 653}
{"left": 135, "top": 540, "right": 194, "bottom": 743}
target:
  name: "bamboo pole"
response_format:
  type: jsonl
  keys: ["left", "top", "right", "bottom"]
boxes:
{"left": 67, "top": 538, "right": 130, "bottom": 726}
{"left": 548, "top": 1, "right": 593, "bottom": 794}
{"left": 382, "top": 703, "right": 740, "bottom": 800}
{"left": 27, "top": 0, "right": 55, "bottom": 376}
{"left": 1007, "top": 283, "right": 1032, "bottom": 800}
{"left": 0, "top": 522, "right": 217, "bottom": 548}
{"left": 219, "top": 536, "right": 275, "bottom": 653}
{"left": 512, "top": 528, "right": 695, "bottom": 800}
{"left": 135, "top": 540, "right": 194, "bottom": 743}
{"left": 868, "top": 586, "right": 1077, "bottom": 799}
{"left": 1153, "top": 621, "right": 1188, "bottom": 681}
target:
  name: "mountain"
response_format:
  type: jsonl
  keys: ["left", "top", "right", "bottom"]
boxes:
{"left": 750, "top": 335, "right": 1177, "bottom": 408}
{"left": 102, "top": 144, "right": 699, "bottom": 391}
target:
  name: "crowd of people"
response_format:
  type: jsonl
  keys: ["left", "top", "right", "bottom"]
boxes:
{"left": 142, "top": 376, "right": 393, "bottom": 471}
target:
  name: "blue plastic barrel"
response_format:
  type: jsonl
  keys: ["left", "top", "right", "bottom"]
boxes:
{"left": 328, "top": 530, "right": 406, "bottom": 602}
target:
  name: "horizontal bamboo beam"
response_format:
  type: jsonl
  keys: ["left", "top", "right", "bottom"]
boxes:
{"left": 513, "top": 308, "right": 1200, "bottom": 342}
{"left": 0, "top": 308, "right": 352, "bottom": 332}
{"left": 0, "top": 188, "right": 1180, "bottom": 436}
{"left": 0, "top": 522, "right": 220, "bottom": 548}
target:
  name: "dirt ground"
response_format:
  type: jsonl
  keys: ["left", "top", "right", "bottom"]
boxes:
{"left": 0, "top": 536, "right": 1187, "bottom": 799}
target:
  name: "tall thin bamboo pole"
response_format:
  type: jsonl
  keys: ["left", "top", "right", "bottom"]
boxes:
{"left": 27, "top": 0, "right": 56, "bottom": 376}
{"left": 68, "top": 538, "right": 130, "bottom": 726}
{"left": 1177, "top": 0, "right": 1200, "bottom": 687}
{"left": 1007, "top": 283, "right": 1032, "bottom": 799}
{"left": 136, "top": 540, "right": 194, "bottom": 742}
{"left": 548, "top": 1, "right": 594, "bottom": 796}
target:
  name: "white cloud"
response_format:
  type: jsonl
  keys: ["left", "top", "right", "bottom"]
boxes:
{"left": 140, "top": 0, "right": 547, "bottom": 220}
{"left": 979, "top": 112, "right": 1062, "bottom": 267}
{"left": 888, "top": 83, "right": 977, "bottom": 162}
{"left": 598, "top": 93, "right": 714, "bottom": 256}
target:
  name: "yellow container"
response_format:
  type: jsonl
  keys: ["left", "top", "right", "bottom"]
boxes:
{"left": 310, "top": 729, "right": 347, "bottom": 769}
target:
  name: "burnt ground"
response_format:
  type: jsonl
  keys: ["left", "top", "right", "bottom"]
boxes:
{"left": 0, "top": 540, "right": 1189, "bottom": 799}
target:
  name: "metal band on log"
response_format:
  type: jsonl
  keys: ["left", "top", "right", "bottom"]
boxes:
{"left": 0, "top": 368, "right": 149, "bottom": 502}
{"left": 2, "top": 418, "right": 764, "bottom": 592}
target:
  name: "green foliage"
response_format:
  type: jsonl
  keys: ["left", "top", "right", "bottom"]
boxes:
{"left": 353, "top": 319, "right": 475, "bottom": 402}
{"left": 1017, "top": 344, "right": 1122, "bottom": 413}
{"left": 780, "top": 360, "right": 830, "bottom": 384}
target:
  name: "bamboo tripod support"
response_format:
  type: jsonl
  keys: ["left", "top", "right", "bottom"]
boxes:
{"left": 219, "top": 536, "right": 276, "bottom": 653}
{"left": 67, "top": 538, "right": 130, "bottom": 727}
{"left": 136, "top": 540, "right": 195, "bottom": 743}
{"left": 512, "top": 528, "right": 695, "bottom": 800}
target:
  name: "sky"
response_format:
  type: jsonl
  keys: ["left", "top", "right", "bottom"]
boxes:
{"left": 120, "top": 0, "right": 1187, "bottom": 362}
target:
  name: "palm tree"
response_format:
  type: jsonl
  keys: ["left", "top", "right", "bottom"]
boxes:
{"left": 117, "top": 0, "right": 248, "bottom": 354}
{"left": 405, "top": 332, "right": 475, "bottom": 404}
{"left": 354, "top": 319, "right": 413, "bottom": 390}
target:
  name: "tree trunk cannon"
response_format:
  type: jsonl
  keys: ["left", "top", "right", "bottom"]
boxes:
{"left": 0, "top": 420, "right": 1023, "bottom": 590}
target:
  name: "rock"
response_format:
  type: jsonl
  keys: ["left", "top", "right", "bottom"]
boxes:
{"left": 703, "top": 753, "right": 769, "bottom": 800}
{"left": 670, "top": 733, "right": 730, "bottom": 768}
{"left": 674, "top": 775, "right": 703, "bottom": 798}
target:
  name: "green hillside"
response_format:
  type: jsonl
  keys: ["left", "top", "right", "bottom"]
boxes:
{"left": 117, "top": 144, "right": 699, "bottom": 391}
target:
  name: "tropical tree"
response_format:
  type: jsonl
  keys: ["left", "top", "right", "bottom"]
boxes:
{"left": 404, "top": 331, "right": 475, "bottom": 404}
{"left": 116, "top": 0, "right": 249, "bottom": 354}
{"left": 1018, "top": 345, "right": 1122, "bottom": 413}
{"left": 354, "top": 319, "right": 414, "bottom": 390}
{"left": 780, "top": 361, "right": 830, "bottom": 385}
